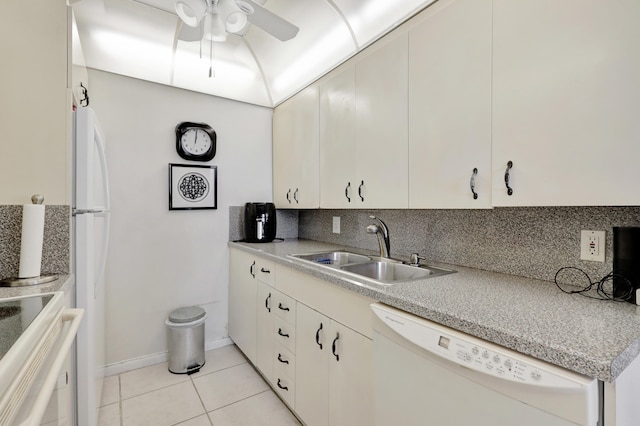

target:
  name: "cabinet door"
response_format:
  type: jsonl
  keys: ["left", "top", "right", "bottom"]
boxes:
{"left": 228, "top": 249, "right": 257, "bottom": 363}
{"left": 328, "top": 321, "right": 373, "bottom": 426}
{"left": 273, "top": 86, "right": 320, "bottom": 208}
{"left": 408, "top": 0, "right": 492, "bottom": 208}
{"left": 319, "top": 65, "right": 358, "bottom": 208}
{"left": 355, "top": 33, "right": 409, "bottom": 208}
{"left": 492, "top": 0, "right": 640, "bottom": 206}
{"left": 295, "top": 304, "right": 330, "bottom": 426}
{"left": 256, "top": 281, "right": 274, "bottom": 382}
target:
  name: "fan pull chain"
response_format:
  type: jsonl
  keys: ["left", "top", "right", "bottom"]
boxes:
{"left": 209, "top": 14, "right": 215, "bottom": 78}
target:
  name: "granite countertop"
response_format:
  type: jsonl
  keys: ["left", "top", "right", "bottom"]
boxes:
{"left": 229, "top": 239, "right": 640, "bottom": 382}
{"left": 0, "top": 275, "right": 74, "bottom": 300}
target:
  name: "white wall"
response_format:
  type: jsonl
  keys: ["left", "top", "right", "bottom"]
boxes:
{"left": 88, "top": 69, "right": 273, "bottom": 367}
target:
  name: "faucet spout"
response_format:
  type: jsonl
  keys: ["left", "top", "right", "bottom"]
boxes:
{"left": 367, "top": 215, "right": 390, "bottom": 258}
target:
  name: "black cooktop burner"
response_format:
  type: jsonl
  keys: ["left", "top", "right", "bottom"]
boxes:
{"left": 0, "top": 294, "right": 54, "bottom": 360}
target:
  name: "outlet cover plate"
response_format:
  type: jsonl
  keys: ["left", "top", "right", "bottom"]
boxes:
{"left": 580, "top": 230, "right": 605, "bottom": 262}
{"left": 332, "top": 216, "right": 340, "bottom": 234}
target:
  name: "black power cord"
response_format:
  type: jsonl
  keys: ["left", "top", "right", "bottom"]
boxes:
{"left": 554, "top": 267, "right": 634, "bottom": 302}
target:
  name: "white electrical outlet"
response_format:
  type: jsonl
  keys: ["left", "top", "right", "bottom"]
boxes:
{"left": 332, "top": 216, "right": 341, "bottom": 234}
{"left": 580, "top": 230, "right": 605, "bottom": 262}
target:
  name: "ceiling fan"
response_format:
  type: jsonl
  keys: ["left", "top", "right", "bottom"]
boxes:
{"left": 175, "top": 0, "right": 299, "bottom": 43}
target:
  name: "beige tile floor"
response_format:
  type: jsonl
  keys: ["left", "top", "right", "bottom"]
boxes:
{"left": 98, "top": 345, "right": 301, "bottom": 426}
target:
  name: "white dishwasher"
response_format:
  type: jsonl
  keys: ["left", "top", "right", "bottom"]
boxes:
{"left": 371, "top": 303, "right": 601, "bottom": 426}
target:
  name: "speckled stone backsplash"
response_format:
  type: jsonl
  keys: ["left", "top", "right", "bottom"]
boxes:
{"left": 298, "top": 207, "right": 640, "bottom": 283}
{"left": 0, "top": 205, "right": 71, "bottom": 279}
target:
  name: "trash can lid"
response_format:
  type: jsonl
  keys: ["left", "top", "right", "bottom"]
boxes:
{"left": 168, "top": 306, "right": 206, "bottom": 323}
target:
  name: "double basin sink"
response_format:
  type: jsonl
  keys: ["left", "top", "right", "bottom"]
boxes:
{"left": 288, "top": 251, "right": 455, "bottom": 285}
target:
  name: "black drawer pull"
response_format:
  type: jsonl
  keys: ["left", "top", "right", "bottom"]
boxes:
{"left": 278, "top": 303, "right": 290, "bottom": 312}
{"left": 249, "top": 261, "right": 255, "bottom": 278}
{"left": 345, "top": 182, "right": 351, "bottom": 202}
{"left": 265, "top": 293, "right": 271, "bottom": 312}
{"left": 277, "top": 353, "right": 289, "bottom": 364}
{"left": 278, "top": 328, "right": 290, "bottom": 338}
{"left": 504, "top": 161, "right": 513, "bottom": 196}
{"left": 358, "top": 180, "right": 365, "bottom": 202}
{"left": 315, "top": 323, "right": 323, "bottom": 350}
{"left": 277, "top": 379, "right": 288, "bottom": 391}
{"left": 332, "top": 332, "right": 340, "bottom": 362}
{"left": 470, "top": 168, "right": 478, "bottom": 200}
{"left": 260, "top": 268, "right": 271, "bottom": 274}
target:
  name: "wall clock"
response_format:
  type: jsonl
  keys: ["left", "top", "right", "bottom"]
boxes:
{"left": 175, "top": 122, "right": 216, "bottom": 161}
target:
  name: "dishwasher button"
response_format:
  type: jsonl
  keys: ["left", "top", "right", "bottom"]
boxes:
{"left": 472, "top": 347, "right": 480, "bottom": 356}
{"left": 493, "top": 354, "right": 501, "bottom": 364}
{"left": 531, "top": 370, "right": 542, "bottom": 381}
{"left": 482, "top": 350, "right": 490, "bottom": 359}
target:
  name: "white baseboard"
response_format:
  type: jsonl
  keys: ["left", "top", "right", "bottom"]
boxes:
{"left": 103, "top": 337, "right": 234, "bottom": 377}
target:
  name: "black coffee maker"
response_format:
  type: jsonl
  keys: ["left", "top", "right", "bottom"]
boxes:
{"left": 243, "top": 202, "right": 277, "bottom": 243}
{"left": 613, "top": 227, "right": 640, "bottom": 303}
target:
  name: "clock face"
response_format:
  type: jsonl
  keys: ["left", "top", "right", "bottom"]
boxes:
{"left": 181, "top": 128, "right": 212, "bottom": 155}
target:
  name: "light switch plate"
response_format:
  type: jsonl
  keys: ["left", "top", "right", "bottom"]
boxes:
{"left": 580, "top": 230, "right": 605, "bottom": 262}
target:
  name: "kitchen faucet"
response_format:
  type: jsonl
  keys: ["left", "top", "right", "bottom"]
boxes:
{"left": 366, "top": 215, "right": 390, "bottom": 258}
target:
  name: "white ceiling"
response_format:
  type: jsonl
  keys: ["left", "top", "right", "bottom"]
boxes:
{"left": 72, "top": 0, "right": 437, "bottom": 107}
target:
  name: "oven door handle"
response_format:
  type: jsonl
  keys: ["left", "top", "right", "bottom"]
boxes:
{"left": 18, "top": 308, "right": 84, "bottom": 426}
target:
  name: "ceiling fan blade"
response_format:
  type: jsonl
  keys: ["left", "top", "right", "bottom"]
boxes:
{"left": 235, "top": 0, "right": 299, "bottom": 41}
{"left": 177, "top": 20, "right": 204, "bottom": 41}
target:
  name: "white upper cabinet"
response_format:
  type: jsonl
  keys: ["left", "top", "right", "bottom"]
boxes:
{"left": 273, "top": 85, "right": 320, "bottom": 208}
{"left": 408, "top": 0, "right": 492, "bottom": 208}
{"left": 319, "top": 65, "right": 358, "bottom": 208}
{"left": 355, "top": 33, "right": 409, "bottom": 208}
{"left": 320, "top": 34, "right": 409, "bottom": 208}
{"left": 492, "top": 0, "right": 640, "bottom": 206}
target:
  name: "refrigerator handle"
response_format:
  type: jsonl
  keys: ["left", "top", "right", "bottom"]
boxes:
{"left": 94, "top": 211, "right": 110, "bottom": 299}
{"left": 94, "top": 124, "right": 111, "bottom": 211}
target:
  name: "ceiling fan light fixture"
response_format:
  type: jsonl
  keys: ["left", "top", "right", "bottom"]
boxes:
{"left": 175, "top": 0, "right": 207, "bottom": 27}
{"left": 218, "top": 0, "right": 248, "bottom": 34}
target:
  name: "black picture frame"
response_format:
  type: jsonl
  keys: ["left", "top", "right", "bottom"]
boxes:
{"left": 169, "top": 163, "right": 217, "bottom": 210}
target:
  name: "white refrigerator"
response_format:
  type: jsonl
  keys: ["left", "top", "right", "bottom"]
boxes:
{"left": 73, "top": 106, "right": 110, "bottom": 426}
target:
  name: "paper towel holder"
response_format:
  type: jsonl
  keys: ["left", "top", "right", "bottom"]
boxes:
{"left": 0, "top": 194, "right": 58, "bottom": 287}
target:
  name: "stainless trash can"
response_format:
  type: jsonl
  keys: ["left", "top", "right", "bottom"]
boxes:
{"left": 166, "top": 306, "right": 207, "bottom": 374}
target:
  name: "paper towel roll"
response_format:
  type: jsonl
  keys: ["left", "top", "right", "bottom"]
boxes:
{"left": 18, "top": 203, "right": 45, "bottom": 279}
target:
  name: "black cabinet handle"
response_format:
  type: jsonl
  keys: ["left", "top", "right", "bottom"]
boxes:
{"left": 278, "top": 303, "right": 290, "bottom": 312}
{"left": 260, "top": 268, "right": 271, "bottom": 274}
{"left": 265, "top": 293, "right": 271, "bottom": 312}
{"left": 278, "top": 328, "right": 290, "bottom": 338}
{"left": 286, "top": 189, "right": 291, "bottom": 203}
{"left": 277, "top": 379, "right": 288, "bottom": 391}
{"left": 332, "top": 332, "right": 340, "bottom": 361}
{"left": 345, "top": 182, "right": 351, "bottom": 202}
{"left": 504, "top": 161, "right": 513, "bottom": 196}
{"left": 358, "top": 180, "right": 365, "bottom": 202}
{"left": 277, "top": 353, "right": 289, "bottom": 364}
{"left": 470, "top": 168, "right": 478, "bottom": 200}
{"left": 249, "top": 261, "right": 255, "bottom": 278}
{"left": 294, "top": 188, "right": 299, "bottom": 204}
{"left": 315, "top": 323, "right": 323, "bottom": 350}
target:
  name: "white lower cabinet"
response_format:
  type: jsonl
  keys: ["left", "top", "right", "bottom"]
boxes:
{"left": 229, "top": 249, "right": 275, "bottom": 364}
{"left": 295, "top": 303, "right": 373, "bottom": 426}
{"left": 230, "top": 249, "right": 374, "bottom": 424}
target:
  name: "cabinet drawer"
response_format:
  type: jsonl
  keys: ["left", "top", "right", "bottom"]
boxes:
{"left": 274, "top": 317, "right": 296, "bottom": 354}
{"left": 273, "top": 370, "right": 295, "bottom": 407}
{"left": 256, "top": 259, "right": 275, "bottom": 286}
{"left": 273, "top": 291, "right": 296, "bottom": 324}
{"left": 273, "top": 344, "right": 296, "bottom": 379}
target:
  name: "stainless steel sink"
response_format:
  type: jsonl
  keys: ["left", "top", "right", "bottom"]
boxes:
{"left": 289, "top": 250, "right": 455, "bottom": 285}
{"left": 288, "top": 251, "right": 371, "bottom": 266}
{"left": 340, "top": 261, "right": 453, "bottom": 284}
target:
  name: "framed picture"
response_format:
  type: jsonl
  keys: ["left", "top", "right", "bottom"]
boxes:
{"left": 169, "top": 163, "right": 217, "bottom": 210}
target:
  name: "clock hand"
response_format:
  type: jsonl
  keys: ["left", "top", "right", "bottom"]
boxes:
{"left": 194, "top": 130, "right": 198, "bottom": 145}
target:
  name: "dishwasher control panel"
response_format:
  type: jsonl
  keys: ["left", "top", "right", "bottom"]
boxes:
{"left": 371, "top": 303, "right": 593, "bottom": 390}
